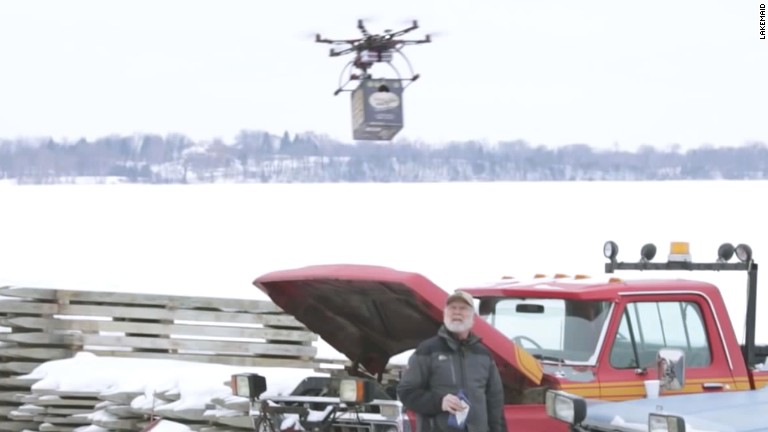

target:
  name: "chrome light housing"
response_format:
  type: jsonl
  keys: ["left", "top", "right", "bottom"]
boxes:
{"left": 230, "top": 373, "right": 267, "bottom": 400}
{"left": 649, "top": 413, "right": 686, "bottom": 432}
{"left": 339, "top": 378, "right": 375, "bottom": 404}
{"left": 544, "top": 390, "right": 587, "bottom": 425}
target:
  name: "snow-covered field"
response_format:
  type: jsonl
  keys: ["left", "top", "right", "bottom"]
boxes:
{"left": 2, "top": 180, "right": 767, "bottom": 430}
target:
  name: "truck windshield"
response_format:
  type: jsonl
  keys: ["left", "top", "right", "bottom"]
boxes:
{"left": 479, "top": 297, "right": 612, "bottom": 363}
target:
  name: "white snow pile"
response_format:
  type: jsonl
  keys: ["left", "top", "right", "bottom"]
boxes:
{"left": 15, "top": 352, "right": 332, "bottom": 431}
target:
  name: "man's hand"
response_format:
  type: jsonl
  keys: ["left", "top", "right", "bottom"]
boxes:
{"left": 441, "top": 394, "right": 463, "bottom": 414}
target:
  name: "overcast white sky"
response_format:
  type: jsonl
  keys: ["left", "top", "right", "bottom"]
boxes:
{"left": 0, "top": 0, "right": 765, "bottom": 149}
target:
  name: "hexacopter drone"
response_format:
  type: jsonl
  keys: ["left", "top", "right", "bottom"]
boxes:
{"left": 314, "top": 19, "right": 433, "bottom": 141}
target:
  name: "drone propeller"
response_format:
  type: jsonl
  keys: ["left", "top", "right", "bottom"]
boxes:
{"left": 297, "top": 30, "right": 319, "bottom": 39}
{"left": 422, "top": 30, "right": 448, "bottom": 40}
{"left": 388, "top": 19, "right": 447, "bottom": 40}
{"left": 391, "top": 18, "right": 420, "bottom": 29}
{"left": 354, "top": 15, "right": 379, "bottom": 23}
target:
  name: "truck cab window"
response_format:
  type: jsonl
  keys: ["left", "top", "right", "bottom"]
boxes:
{"left": 480, "top": 298, "right": 611, "bottom": 364}
{"left": 609, "top": 301, "right": 712, "bottom": 369}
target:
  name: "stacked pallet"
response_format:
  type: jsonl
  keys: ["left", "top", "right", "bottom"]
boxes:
{"left": 0, "top": 372, "right": 40, "bottom": 432}
{"left": 0, "top": 286, "right": 318, "bottom": 364}
{"left": 6, "top": 354, "right": 408, "bottom": 432}
{"left": 11, "top": 390, "right": 101, "bottom": 432}
{"left": 0, "top": 285, "right": 322, "bottom": 431}
{"left": 202, "top": 393, "right": 252, "bottom": 431}
{"left": 12, "top": 353, "right": 294, "bottom": 432}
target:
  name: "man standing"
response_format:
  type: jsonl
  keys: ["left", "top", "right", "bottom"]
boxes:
{"left": 397, "top": 290, "right": 505, "bottom": 432}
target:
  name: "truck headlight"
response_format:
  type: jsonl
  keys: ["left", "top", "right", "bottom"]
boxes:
{"left": 339, "top": 378, "right": 375, "bottom": 404}
{"left": 379, "top": 404, "right": 401, "bottom": 418}
{"left": 230, "top": 373, "right": 267, "bottom": 399}
{"left": 649, "top": 413, "right": 686, "bottom": 432}
{"left": 544, "top": 390, "right": 587, "bottom": 425}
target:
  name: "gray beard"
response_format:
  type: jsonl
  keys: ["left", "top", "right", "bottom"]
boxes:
{"left": 444, "top": 315, "right": 474, "bottom": 333}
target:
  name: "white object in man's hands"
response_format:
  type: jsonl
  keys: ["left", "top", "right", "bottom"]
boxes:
{"left": 455, "top": 399, "right": 470, "bottom": 425}
{"left": 447, "top": 390, "right": 471, "bottom": 428}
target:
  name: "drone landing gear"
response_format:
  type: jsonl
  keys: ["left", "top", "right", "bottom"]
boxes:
{"left": 332, "top": 49, "right": 421, "bottom": 96}
{"left": 334, "top": 73, "right": 419, "bottom": 96}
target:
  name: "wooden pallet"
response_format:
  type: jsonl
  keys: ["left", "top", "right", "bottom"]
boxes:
{"left": 0, "top": 285, "right": 325, "bottom": 431}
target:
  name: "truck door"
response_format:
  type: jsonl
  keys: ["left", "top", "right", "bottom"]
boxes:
{"left": 597, "top": 294, "right": 738, "bottom": 400}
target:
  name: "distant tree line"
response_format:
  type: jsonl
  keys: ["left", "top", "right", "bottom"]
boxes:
{"left": 1, "top": 130, "right": 766, "bottom": 184}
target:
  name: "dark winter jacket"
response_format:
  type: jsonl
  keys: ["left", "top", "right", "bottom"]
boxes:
{"left": 397, "top": 325, "right": 505, "bottom": 432}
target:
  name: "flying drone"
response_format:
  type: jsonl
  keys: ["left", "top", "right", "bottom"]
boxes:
{"left": 315, "top": 19, "right": 432, "bottom": 96}
{"left": 314, "top": 19, "right": 433, "bottom": 141}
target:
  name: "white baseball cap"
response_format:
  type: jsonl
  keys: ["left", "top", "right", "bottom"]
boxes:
{"left": 445, "top": 290, "right": 474, "bottom": 307}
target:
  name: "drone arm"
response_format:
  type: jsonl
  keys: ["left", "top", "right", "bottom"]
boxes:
{"left": 329, "top": 46, "right": 358, "bottom": 56}
{"left": 316, "top": 38, "right": 362, "bottom": 46}
{"left": 393, "top": 37, "right": 432, "bottom": 48}
{"left": 384, "top": 21, "right": 419, "bottom": 38}
{"left": 357, "top": 19, "right": 370, "bottom": 37}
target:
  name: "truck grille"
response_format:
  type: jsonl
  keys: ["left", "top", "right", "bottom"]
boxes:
{"left": 331, "top": 424, "right": 374, "bottom": 432}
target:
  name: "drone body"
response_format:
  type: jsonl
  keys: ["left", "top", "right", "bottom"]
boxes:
{"left": 315, "top": 19, "right": 432, "bottom": 141}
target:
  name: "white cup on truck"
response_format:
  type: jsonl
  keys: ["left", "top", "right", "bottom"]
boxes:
{"left": 644, "top": 379, "right": 661, "bottom": 399}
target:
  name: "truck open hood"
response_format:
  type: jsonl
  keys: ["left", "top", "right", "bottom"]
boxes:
{"left": 253, "top": 264, "right": 543, "bottom": 387}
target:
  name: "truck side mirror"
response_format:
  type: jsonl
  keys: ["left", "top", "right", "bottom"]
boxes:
{"left": 656, "top": 348, "right": 686, "bottom": 391}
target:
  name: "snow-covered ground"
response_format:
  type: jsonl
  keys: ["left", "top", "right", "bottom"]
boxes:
{"left": 3, "top": 181, "right": 768, "bottom": 430}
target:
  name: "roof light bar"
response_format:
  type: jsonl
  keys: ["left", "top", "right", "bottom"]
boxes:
{"left": 603, "top": 240, "right": 755, "bottom": 272}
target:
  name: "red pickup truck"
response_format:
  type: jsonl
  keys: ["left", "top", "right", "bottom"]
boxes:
{"left": 251, "top": 241, "right": 768, "bottom": 432}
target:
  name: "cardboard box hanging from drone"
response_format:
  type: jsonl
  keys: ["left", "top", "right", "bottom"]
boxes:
{"left": 351, "top": 78, "right": 404, "bottom": 141}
